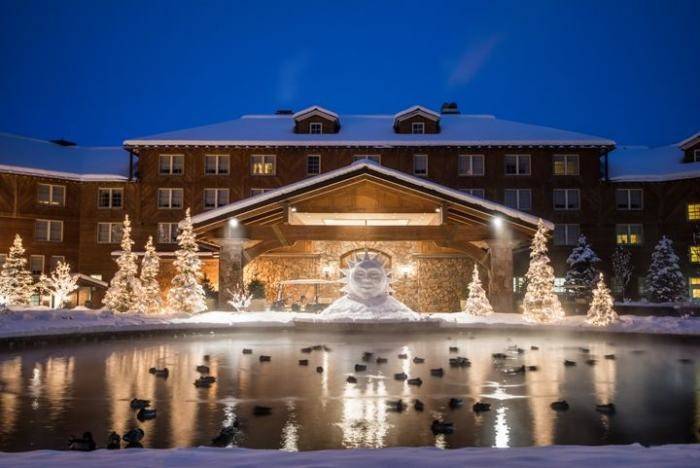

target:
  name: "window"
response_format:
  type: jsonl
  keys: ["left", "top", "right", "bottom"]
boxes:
{"left": 158, "top": 223, "right": 179, "bottom": 244}
{"left": 157, "top": 188, "right": 183, "bottom": 209}
{"left": 690, "top": 246, "right": 700, "bottom": 263}
{"left": 690, "top": 277, "right": 700, "bottom": 299}
{"left": 504, "top": 154, "right": 531, "bottom": 175}
{"left": 553, "top": 154, "right": 579, "bottom": 176}
{"left": 250, "top": 188, "right": 273, "bottom": 197}
{"left": 553, "top": 189, "right": 580, "bottom": 210}
{"left": 49, "top": 256, "right": 64, "bottom": 270}
{"left": 251, "top": 155, "right": 276, "bottom": 175}
{"left": 411, "top": 122, "right": 425, "bottom": 134}
{"left": 203, "top": 188, "right": 229, "bottom": 209}
{"left": 353, "top": 155, "right": 381, "bottom": 164}
{"left": 204, "top": 155, "right": 230, "bottom": 175}
{"left": 553, "top": 277, "right": 566, "bottom": 293}
{"left": 309, "top": 122, "right": 323, "bottom": 134}
{"left": 37, "top": 184, "right": 65, "bottom": 206}
{"left": 97, "top": 188, "right": 123, "bottom": 209}
{"left": 35, "top": 220, "right": 63, "bottom": 242}
{"left": 504, "top": 189, "right": 532, "bottom": 211}
{"left": 459, "top": 188, "right": 485, "bottom": 198}
{"left": 689, "top": 204, "right": 700, "bottom": 221}
{"left": 29, "top": 255, "right": 44, "bottom": 276}
{"left": 159, "top": 154, "right": 184, "bottom": 175}
{"left": 554, "top": 224, "right": 580, "bottom": 246}
{"left": 413, "top": 154, "right": 428, "bottom": 176}
{"left": 616, "top": 189, "right": 643, "bottom": 210}
{"left": 306, "top": 155, "right": 321, "bottom": 175}
{"left": 513, "top": 277, "right": 526, "bottom": 294}
{"left": 458, "top": 155, "right": 485, "bottom": 176}
{"left": 97, "top": 222, "right": 123, "bottom": 244}
{"left": 694, "top": 150, "right": 700, "bottom": 162}
{"left": 616, "top": 224, "right": 643, "bottom": 245}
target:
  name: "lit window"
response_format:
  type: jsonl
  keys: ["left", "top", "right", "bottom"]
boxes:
{"left": 251, "top": 155, "right": 276, "bottom": 175}
{"left": 553, "top": 189, "right": 580, "bottom": 210}
{"left": 554, "top": 224, "right": 580, "bottom": 246}
{"left": 459, "top": 188, "right": 485, "bottom": 199}
{"left": 309, "top": 122, "right": 323, "bottom": 134}
{"left": 35, "top": 220, "right": 63, "bottom": 242}
{"left": 616, "top": 189, "right": 643, "bottom": 210}
{"left": 353, "top": 155, "right": 381, "bottom": 164}
{"left": 157, "top": 188, "right": 184, "bottom": 209}
{"left": 689, "top": 277, "right": 700, "bottom": 299}
{"left": 37, "top": 184, "right": 65, "bottom": 206}
{"left": 413, "top": 154, "right": 428, "bottom": 176}
{"left": 203, "top": 188, "right": 229, "bottom": 209}
{"left": 158, "top": 223, "right": 179, "bottom": 244}
{"left": 159, "top": 154, "right": 184, "bottom": 175}
{"left": 306, "top": 155, "right": 321, "bottom": 175}
{"left": 458, "top": 155, "right": 485, "bottom": 176}
{"left": 250, "top": 188, "right": 273, "bottom": 197}
{"left": 504, "top": 154, "right": 530, "bottom": 175}
{"left": 690, "top": 246, "right": 700, "bottom": 263}
{"left": 204, "top": 155, "right": 230, "bottom": 175}
{"left": 97, "top": 188, "right": 123, "bottom": 209}
{"left": 688, "top": 204, "right": 700, "bottom": 220}
{"left": 411, "top": 122, "right": 425, "bottom": 134}
{"left": 554, "top": 277, "right": 566, "bottom": 293}
{"left": 513, "top": 277, "right": 526, "bottom": 293}
{"left": 504, "top": 189, "right": 532, "bottom": 211}
{"left": 29, "top": 255, "right": 44, "bottom": 276}
{"left": 553, "top": 154, "right": 579, "bottom": 175}
{"left": 616, "top": 224, "right": 643, "bottom": 245}
{"left": 97, "top": 223, "right": 123, "bottom": 244}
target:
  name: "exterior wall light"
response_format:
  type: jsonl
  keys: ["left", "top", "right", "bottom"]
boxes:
{"left": 322, "top": 265, "right": 333, "bottom": 279}
{"left": 228, "top": 218, "right": 240, "bottom": 228}
{"left": 492, "top": 216, "right": 503, "bottom": 228}
{"left": 399, "top": 264, "right": 414, "bottom": 279}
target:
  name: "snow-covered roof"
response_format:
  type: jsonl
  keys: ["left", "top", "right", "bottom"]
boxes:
{"left": 678, "top": 132, "right": 700, "bottom": 150}
{"left": 0, "top": 132, "right": 130, "bottom": 181}
{"left": 191, "top": 159, "right": 551, "bottom": 230}
{"left": 608, "top": 143, "right": 700, "bottom": 182}
{"left": 393, "top": 105, "right": 440, "bottom": 122}
{"left": 292, "top": 105, "right": 339, "bottom": 121}
{"left": 125, "top": 114, "right": 615, "bottom": 147}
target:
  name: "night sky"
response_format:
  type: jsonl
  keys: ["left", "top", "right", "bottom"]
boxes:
{"left": 0, "top": 0, "right": 698, "bottom": 147}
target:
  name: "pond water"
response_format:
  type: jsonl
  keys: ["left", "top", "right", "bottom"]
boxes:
{"left": 0, "top": 330, "right": 698, "bottom": 451}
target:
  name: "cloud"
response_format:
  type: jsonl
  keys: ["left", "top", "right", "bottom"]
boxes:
{"left": 447, "top": 35, "right": 503, "bottom": 87}
{"left": 276, "top": 51, "right": 310, "bottom": 103}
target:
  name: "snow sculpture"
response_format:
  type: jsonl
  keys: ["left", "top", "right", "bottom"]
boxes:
{"left": 319, "top": 251, "right": 419, "bottom": 320}
{"left": 586, "top": 273, "right": 618, "bottom": 326}
{"left": 463, "top": 264, "right": 494, "bottom": 316}
{"left": 522, "top": 219, "right": 565, "bottom": 323}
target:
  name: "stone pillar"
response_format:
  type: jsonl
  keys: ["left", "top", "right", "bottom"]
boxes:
{"left": 218, "top": 239, "right": 247, "bottom": 309}
{"left": 487, "top": 240, "right": 514, "bottom": 313}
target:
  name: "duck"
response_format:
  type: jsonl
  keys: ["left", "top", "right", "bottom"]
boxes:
{"left": 394, "top": 372, "right": 408, "bottom": 381}
{"left": 530, "top": 345, "right": 539, "bottom": 350}
{"left": 137, "top": 408, "right": 157, "bottom": 421}
{"left": 316, "top": 366, "right": 323, "bottom": 374}
{"left": 449, "top": 346, "right": 459, "bottom": 353}
{"left": 312, "top": 345, "right": 323, "bottom": 351}
{"left": 386, "top": 400, "right": 406, "bottom": 412}
{"left": 301, "top": 347, "right": 312, "bottom": 354}
{"left": 472, "top": 402, "right": 491, "bottom": 412}
{"left": 194, "top": 376, "right": 216, "bottom": 388}
{"left": 130, "top": 398, "right": 150, "bottom": 410}
{"left": 595, "top": 403, "right": 616, "bottom": 415}
{"left": 492, "top": 353, "right": 507, "bottom": 360}
{"left": 550, "top": 400, "right": 570, "bottom": 411}
{"left": 414, "top": 399, "right": 425, "bottom": 411}
{"left": 527, "top": 365, "right": 539, "bottom": 372}
{"left": 564, "top": 360, "right": 577, "bottom": 367}
{"left": 579, "top": 347, "right": 590, "bottom": 353}
{"left": 196, "top": 365, "right": 210, "bottom": 374}
{"left": 203, "top": 354, "right": 211, "bottom": 361}
{"left": 323, "top": 345, "right": 332, "bottom": 352}
{"left": 431, "top": 420, "right": 454, "bottom": 434}
{"left": 298, "top": 359, "right": 309, "bottom": 366}
{"left": 413, "top": 357, "right": 425, "bottom": 364}
{"left": 407, "top": 377, "right": 423, "bottom": 386}
{"left": 253, "top": 405, "right": 272, "bottom": 416}
{"left": 106, "top": 431, "right": 121, "bottom": 449}
{"left": 242, "top": 349, "right": 253, "bottom": 354}
{"left": 354, "top": 364, "right": 367, "bottom": 372}
{"left": 448, "top": 398, "right": 463, "bottom": 409}
{"left": 211, "top": 425, "right": 237, "bottom": 447}
{"left": 449, "top": 357, "right": 471, "bottom": 368}
{"left": 604, "top": 354, "right": 616, "bottom": 360}
{"left": 346, "top": 376, "right": 358, "bottom": 384}
{"left": 122, "top": 428, "right": 144, "bottom": 444}
{"left": 68, "top": 432, "right": 96, "bottom": 451}
{"left": 362, "top": 352, "right": 373, "bottom": 362}
{"left": 430, "top": 368, "right": 444, "bottom": 377}
{"left": 398, "top": 353, "right": 408, "bottom": 359}
{"left": 149, "top": 367, "right": 169, "bottom": 378}
{"left": 586, "top": 359, "right": 597, "bottom": 366}
{"left": 376, "top": 357, "right": 388, "bottom": 364}
{"left": 259, "top": 355, "right": 271, "bottom": 362}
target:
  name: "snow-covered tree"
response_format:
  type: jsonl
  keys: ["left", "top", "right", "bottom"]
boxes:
{"left": 227, "top": 286, "right": 252, "bottom": 312}
{"left": 463, "top": 264, "right": 494, "bottom": 316}
{"left": 103, "top": 215, "right": 141, "bottom": 312}
{"left": 168, "top": 208, "right": 207, "bottom": 314}
{"left": 644, "top": 236, "right": 687, "bottom": 303}
{"left": 522, "top": 219, "right": 565, "bottom": 323}
{"left": 135, "top": 236, "right": 162, "bottom": 315}
{"left": 564, "top": 235, "right": 600, "bottom": 301}
{"left": 39, "top": 261, "right": 78, "bottom": 309}
{"left": 611, "top": 246, "right": 633, "bottom": 301}
{"left": 586, "top": 273, "right": 618, "bottom": 326}
{"left": 0, "top": 234, "right": 35, "bottom": 307}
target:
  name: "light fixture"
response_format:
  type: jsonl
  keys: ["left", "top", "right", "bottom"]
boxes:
{"left": 435, "top": 207, "right": 442, "bottom": 213}
{"left": 290, "top": 207, "right": 297, "bottom": 212}
{"left": 399, "top": 264, "right": 413, "bottom": 279}
{"left": 228, "top": 218, "right": 239, "bottom": 228}
{"left": 492, "top": 216, "right": 503, "bottom": 228}
{"left": 322, "top": 265, "right": 333, "bottom": 279}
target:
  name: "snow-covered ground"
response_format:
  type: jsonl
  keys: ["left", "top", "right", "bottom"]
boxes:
{"left": 1, "top": 307, "right": 700, "bottom": 340}
{"left": 1, "top": 444, "right": 699, "bottom": 468}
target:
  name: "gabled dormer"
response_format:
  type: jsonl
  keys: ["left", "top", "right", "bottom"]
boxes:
{"left": 679, "top": 132, "right": 700, "bottom": 163}
{"left": 293, "top": 106, "right": 340, "bottom": 134}
{"left": 393, "top": 105, "right": 440, "bottom": 134}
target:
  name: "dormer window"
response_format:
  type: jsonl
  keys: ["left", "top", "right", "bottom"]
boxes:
{"left": 310, "top": 122, "right": 323, "bottom": 134}
{"left": 411, "top": 122, "right": 425, "bottom": 134}
{"left": 393, "top": 105, "right": 440, "bottom": 134}
{"left": 293, "top": 106, "right": 340, "bottom": 134}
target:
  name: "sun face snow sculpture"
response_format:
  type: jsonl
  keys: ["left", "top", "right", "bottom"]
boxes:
{"left": 319, "top": 251, "right": 419, "bottom": 320}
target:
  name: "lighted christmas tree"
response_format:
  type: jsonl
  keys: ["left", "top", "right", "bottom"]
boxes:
{"left": 103, "top": 215, "right": 141, "bottom": 312}
{"left": 563, "top": 234, "right": 600, "bottom": 301}
{"left": 463, "top": 264, "right": 494, "bottom": 316}
{"left": 586, "top": 273, "right": 618, "bottom": 326}
{"left": 168, "top": 208, "right": 207, "bottom": 314}
{"left": 136, "top": 236, "right": 162, "bottom": 314}
{"left": 522, "top": 219, "right": 565, "bottom": 323}
{"left": 39, "top": 261, "right": 78, "bottom": 309}
{"left": 0, "top": 234, "right": 35, "bottom": 307}
{"left": 645, "top": 236, "right": 687, "bottom": 303}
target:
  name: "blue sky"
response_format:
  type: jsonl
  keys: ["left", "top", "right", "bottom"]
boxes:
{"left": 0, "top": 0, "right": 698, "bottom": 147}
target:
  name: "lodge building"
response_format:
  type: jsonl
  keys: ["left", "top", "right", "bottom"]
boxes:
{"left": 1, "top": 104, "right": 699, "bottom": 311}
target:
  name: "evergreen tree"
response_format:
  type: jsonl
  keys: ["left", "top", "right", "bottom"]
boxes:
{"left": 136, "top": 236, "right": 162, "bottom": 314}
{"left": 103, "top": 215, "right": 141, "bottom": 312}
{"left": 463, "top": 264, "right": 494, "bottom": 316}
{"left": 611, "top": 246, "right": 633, "bottom": 301}
{"left": 645, "top": 236, "right": 687, "bottom": 303}
{"left": 564, "top": 235, "right": 600, "bottom": 301}
{"left": 168, "top": 208, "right": 207, "bottom": 314}
{"left": 0, "top": 234, "right": 35, "bottom": 307}
{"left": 39, "top": 261, "right": 78, "bottom": 309}
{"left": 586, "top": 273, "right": 618, "bottom": 326}
{"left": 522, "top": 219, "right": 565, "bottom": 323}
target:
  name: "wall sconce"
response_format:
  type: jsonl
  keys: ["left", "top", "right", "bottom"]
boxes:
{"left": 399, "top": 264, "right": 414, "bottom": 279}
{"left": 322, "top": 265, "right": 333, "bottom": 279}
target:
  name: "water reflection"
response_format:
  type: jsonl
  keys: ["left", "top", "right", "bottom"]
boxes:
{"left": 339, "top": 379, "right": 389, "bottom": 448}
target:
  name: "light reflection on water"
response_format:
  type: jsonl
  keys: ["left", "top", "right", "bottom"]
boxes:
{"left": 0, "top": 330, "right": 697, "bottom": 451}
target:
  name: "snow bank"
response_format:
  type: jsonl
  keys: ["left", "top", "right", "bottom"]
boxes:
{"left": 1, "top": 444, "right": 699, "bottom": 468}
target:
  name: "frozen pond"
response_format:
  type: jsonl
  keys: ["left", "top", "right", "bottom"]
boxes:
{"left": 0, "top": 330, "right": 698, "bottom": 451}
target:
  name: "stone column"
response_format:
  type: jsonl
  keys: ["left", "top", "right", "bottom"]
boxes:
{"left": 487, "top": 240, "right": 514, "bottom": 313}
{"left": 218, "top": 239, "right": 247, "bottom": 309}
